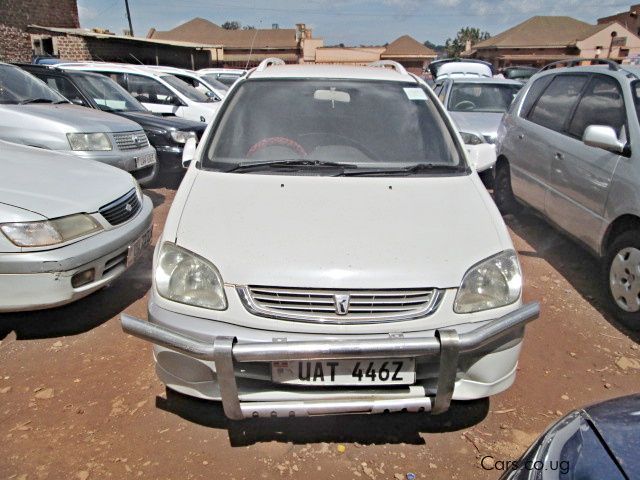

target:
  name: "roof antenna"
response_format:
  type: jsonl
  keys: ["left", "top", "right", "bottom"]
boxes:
{"left": 129, "top": 53, "right": 144, "bottom": 65}
{"left": 245, "top": 20, "right": 262, "bottom": 70}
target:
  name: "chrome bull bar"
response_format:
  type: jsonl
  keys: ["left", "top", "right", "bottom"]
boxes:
{"left": 121, "top": 302, "right": 539, "bottom": 420}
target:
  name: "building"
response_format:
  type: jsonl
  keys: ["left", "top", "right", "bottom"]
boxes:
{"left": 380, "top": 35, "right": 437, "bottom": 74}
{"left": 0, "top": 0, "right": 79, "bottom": 62}
{"left": 598, "top": 4, "right": 640, "bottom": 35}
{"left": 314, "top": 35, "right": 436, "bottom": 73}
{"left": 147, "top": 18, "right": 322, "bottom": 67}
{"left": 464, "top": 16, "right": 640, "bottom": 68}
{"left": 25, "top": 26, "right": 220, "bottom": 69}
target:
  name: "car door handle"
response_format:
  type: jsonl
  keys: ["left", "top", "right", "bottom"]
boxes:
{"left": 554, "top": 152, "right": 564, "bottom": 160}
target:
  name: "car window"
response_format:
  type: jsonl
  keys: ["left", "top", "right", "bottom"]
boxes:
{"left": 0, "top": 64, "right": 67, "bottom": 104}
{"left": 161, "top": 75, "right": 211, "bottom": 102}
{"left": 528, "top": 75, "right": 588, "bottom": 132}
{"left": 204, "top": 79, "right": 462, "bottom": 171}
{"left": 176, "top": 74, "right": 219, "bottom": 100}
{"left": 126, "top": 74, "right": 175, "bottom": 105}
{"left": 448, "top": 82, "right": 522, "bottom": 113}
{"left": 568, "top": 75, "right": 626, "bottom": 139}
{"left": 40, "top": 75, "right": 88, "bottom": 106}
{"left": 72, "top": 73, "right": 147, "bottom": 113}
{"left": 520, "top": 75, "right": 553, "bottom": 117}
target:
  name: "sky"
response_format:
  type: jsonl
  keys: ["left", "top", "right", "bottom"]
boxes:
{"left": 77, "top": 0, "right": 634, "bottom": 45}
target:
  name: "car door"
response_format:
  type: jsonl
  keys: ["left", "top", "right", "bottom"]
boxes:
{"left": 125, "top": 73, "right": 184, "bottom": 117}
{"left": 544, "top": 74, "right": 626, "bottom": 251}
{"left": 506, "top": 74, "right": 556, "bottom": 212}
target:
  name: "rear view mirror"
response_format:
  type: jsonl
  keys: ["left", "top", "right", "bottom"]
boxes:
{"left": 314, "top": 89, "right": 350, "bottom": 104}
{"left": 583, "top": 125, "right": 626, "bottom": 154}
{"left": 182, "top": 137, "right": 197, "bottom": 168}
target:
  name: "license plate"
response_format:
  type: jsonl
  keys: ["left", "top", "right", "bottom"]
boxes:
{"left": 126, "top": 227, "right": 152, "bottom": 267}
{"left": 135, "top": 152, "right": 156, "bottom": 169}
{"left": 272, "top": 359, "right": 415, "bottom": 386}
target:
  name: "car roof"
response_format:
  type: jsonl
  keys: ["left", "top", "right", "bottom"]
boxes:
{"left": 56, "top": 62, "right": 169, "bottom": 78}
{"left": 449, "top": 77, "right": 522, "bottom": 85}
{"left": 247, "top": 64, "right": 416, "bottom": 82}
{"left": 533, "top": 64, "right": 639, "bottom": 80}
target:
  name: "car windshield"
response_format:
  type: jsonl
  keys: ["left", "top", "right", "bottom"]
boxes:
{"left": 505, "top": 68, "right": 537, "bottom": 80}
{"left": 199, "top": 74, "right": 230, "bottom": 92}
{"left": 72, "top": 73, "right": 146, "bottom": 112}
{"left": 0, "top": 64, "right": 67, "bottom": 105}
{"left": 202, "top": 79, "right": 463, "bottom": 174}
{"left": 630, "top": 81, "right": 640, "bottom": 122}
{"left": 216, "top": 73, "right": 243, "bottom": 87}
{"left": 448, "top": 82, "right": 522, "bottom": 113}
{"left": 161, "top": 74, "right": 211, "bottom": 102}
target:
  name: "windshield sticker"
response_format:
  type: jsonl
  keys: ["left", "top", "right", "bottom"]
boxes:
{"left": 404, "top": 88, "right": 428, "bottom": 101}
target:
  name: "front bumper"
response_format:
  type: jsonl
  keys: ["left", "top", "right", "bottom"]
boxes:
{"left": 155, "top": 145, "right": 185, "bottom": 173}
{"left": 121, "top": 301, "right": 539, "bottom": 420}
{"left": 0, "top": 196, "right": 153, "bottom": 311}
{"left": 71, "top": 146, "right": 157, "bottom": 182}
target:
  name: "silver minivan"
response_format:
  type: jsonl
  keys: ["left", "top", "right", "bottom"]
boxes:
{"left": 496, "top": 60, "right": 640, "bottom": 330}
{"left": 0, "top": 63, "right": 157, "bottom": 185}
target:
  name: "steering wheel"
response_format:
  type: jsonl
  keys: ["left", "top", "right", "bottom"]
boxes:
{"left": 454, "top": 100, "right": 476, "bottom": 111}
{"left": 298, "top": 132, "right": 380, "bottom": 161}
{"left": 246, "top": 137, "right": 307, "bottom": 158}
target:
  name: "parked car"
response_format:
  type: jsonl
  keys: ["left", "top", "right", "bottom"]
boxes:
{"left": 57, "top": 62, "right": 220, "bottom": 123}
{"left": 197, "top": 67, "right": 246, "bottom": 87}
{"left": 429, "top": 59, "right": 493, "bottom": 80}
{"left": 433, "top": 77, "right": 522, "bottom": 177}
{"left": 145, "top": 65, "right": 228, "bottom": 101}
{"left": 495, "top": 59, "right": 640, "bottom": 330}
{"left": 122, "top": 59, "right": 539, "bottom": 420}
{"left": 0, "top": 141, "right": 153, "bottom": 311}
{"left": 503, "top": 66, "right": 538, "bottom": 83}
{"left": 0, "top": 63, "right": 157, "bottom": 185}
{"left": 499, "top": 394, "right": 640, "bottom": 479}
{"left": 18, "top": 64, "right": 207, "bottom": 177}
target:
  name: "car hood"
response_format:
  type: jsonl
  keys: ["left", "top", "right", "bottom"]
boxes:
{"left": 0, "top": 141, "right": 135, "bottom": 219}
{"left": 117, "top": 111, "right": 207, "bottom": 133}
{"left": 584, "top": 394, "right": 640, "bottom": 475}
{"left": 6, "top": 103, "right": 143, "bottom": 133}
{"left": 175, "top": 172, "right": 510, "bottom": 288}
{"left": 450, "top": 111, "right": 504, "bottom": 140}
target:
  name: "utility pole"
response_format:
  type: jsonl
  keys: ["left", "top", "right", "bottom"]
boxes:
{"left": 124, "top": 0, "right": 134, "bottom": 36}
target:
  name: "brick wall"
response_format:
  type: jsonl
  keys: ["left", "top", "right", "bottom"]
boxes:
{"left": 0, "top": 0, "right": 79, "bottom": 61}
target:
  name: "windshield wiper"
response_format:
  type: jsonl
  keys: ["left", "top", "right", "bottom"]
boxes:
{"left": 340, "top": 163, "right": 464, "bottom": 177}
{"left": 225, "top": 159, "right": 358, "bottom": 173}
{"left": 19, "top": 98, "right": 62, "bottom": 105}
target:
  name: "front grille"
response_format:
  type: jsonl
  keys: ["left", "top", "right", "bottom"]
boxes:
{"left": 113, "top": 130, "right": 149, "bottom": 151}
{"left": 99, "top": 188, "right": 141, "bottom": 226}
{"left": 238, "top": 286, "right": 441, "bottom": 324}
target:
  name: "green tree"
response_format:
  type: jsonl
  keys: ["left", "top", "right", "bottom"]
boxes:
{"left": 444, "top": 27, "right": 490, "bottom": 58}
{"left": 221, "top": 21, "right": 241, "bottom": 30}
{"left": 423, "top": 40, "right": 446, "bottom": 54}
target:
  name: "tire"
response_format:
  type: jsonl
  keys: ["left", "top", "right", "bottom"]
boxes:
{"left": 493, "top": 161, "right": 521, "bottom": 215}
{"left": 603, "top": 229, "right": 640, "bottom": 331}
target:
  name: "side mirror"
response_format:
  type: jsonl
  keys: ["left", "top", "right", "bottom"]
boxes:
{"left": 583, "top": 125, "right": 626, "bottom": 154}
{"left": 182, "top": 137, "right": 197, "bottom": 168}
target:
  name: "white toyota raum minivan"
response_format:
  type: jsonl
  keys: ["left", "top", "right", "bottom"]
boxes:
{"left": 122, "top": 59, "right": 539, "bottom": 420}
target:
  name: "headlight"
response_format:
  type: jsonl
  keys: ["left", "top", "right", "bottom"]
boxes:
{"left": 170, "top": 130, "right": 197, "bottom": 144}
{"left": 155, "top": 242, "right": 227, "bottom": 310}
{"left": 460, "top": 131, "right": 484, "bottom": 145}
{"left": 67, "top": 132, "right": 112, "bottom": 151}
{"left": 1, "top": 214, "right": 103, "bottom": 247}
{"left": 454, "top": 250, "right": 522, "bottom": 313}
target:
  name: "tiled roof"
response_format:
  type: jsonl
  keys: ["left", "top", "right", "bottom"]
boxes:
{"left": 148, "top": 17, "right": 298, "bottom": 49}
{"left": 474, "top": 16, "right": 610, "bottom": 49}
{"left": 381, "top": 35, "right": 437, "bottom": 58}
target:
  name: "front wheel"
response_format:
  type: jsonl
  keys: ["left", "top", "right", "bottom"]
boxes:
{"left": 603, "top": 230, "right": 640, "bottom": 331}
{"left": 493, "top": 161, "right": 521, "bottom": 215}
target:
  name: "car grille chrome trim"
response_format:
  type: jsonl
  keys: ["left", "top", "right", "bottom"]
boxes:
{"left": 99, "top": 188, "right": 141, "bottom": 226}
{"left": 113, "top": 130, "right": 149, "bottom": 151}
{"left": 237, "top": 286, "right": 442, "bottom": 324}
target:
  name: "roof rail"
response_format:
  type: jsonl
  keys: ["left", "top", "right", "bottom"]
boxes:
{"left": 540, "top": 58, "right": 620, "bottom": 72}
{"left": 256, "top": 57, "right": 285, "bottom": 71}
{"left": 368, "top": 60, "right": 407, "bottom": 75}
